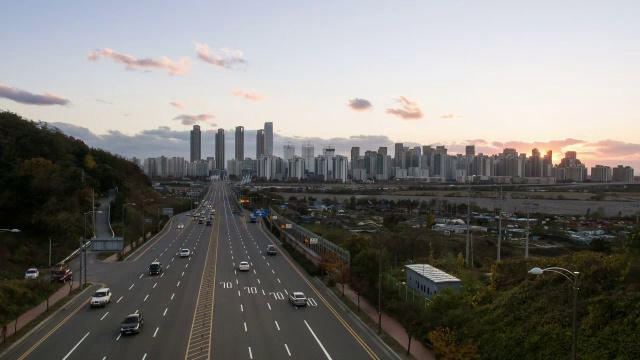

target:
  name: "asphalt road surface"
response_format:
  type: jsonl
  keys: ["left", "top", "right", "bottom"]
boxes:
{"left": 3, "top": 182, "right": 399, "bottom": 360}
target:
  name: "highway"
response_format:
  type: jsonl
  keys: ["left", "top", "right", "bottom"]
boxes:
{"left": 2, "top": 182, "right": 400, "bottom": 360}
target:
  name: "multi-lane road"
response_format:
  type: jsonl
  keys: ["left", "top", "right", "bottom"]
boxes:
{"left": 2, "top": 183, "right": 401, "bottom": 360}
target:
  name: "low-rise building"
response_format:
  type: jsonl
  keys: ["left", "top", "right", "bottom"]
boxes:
{"left": 405, "top": 264, "right": 461, "bottom": 298}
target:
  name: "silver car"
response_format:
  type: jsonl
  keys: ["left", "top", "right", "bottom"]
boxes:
{"left": 289, "top": 292, "right": 308, "bottom": 306}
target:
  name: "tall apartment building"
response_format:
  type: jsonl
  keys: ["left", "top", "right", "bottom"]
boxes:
{"left": 256, "top": 130, "right": 266, "bottom": 158}
{"left": 215, "top": 128, "right": 225, "bottom": 170}
{"left": 591, "top": 165, "right": 612, "bottom": 182}
{"left": 190, "top": 125, "right": 201, "bottom": 162}
{"left": 264, "top": 122, "right": 273, "bottom": 156}
{"left": 283, "top": 144, "right": 295, "bottom": 161}
{"left": 235, "top": 126, "right": 244, "bottom": 160}
{"left": 378, "top": 147, "right": 387, "bottom": 156}
{"left": 612, "top": 165, "right": 634, "bottom": 182}
{"left": 394, "top": 143, "right": 404, "bottom": 169}
{"left": 302, "top": 144, "right": 315, "bottom": 174}
{"left": 350, "top": 146, "right": 361, "bottom": 175}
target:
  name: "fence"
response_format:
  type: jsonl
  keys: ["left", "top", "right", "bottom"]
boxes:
{"left": 268, "top": 206, "right": 351, "bottom": 267}
{"left": 385, "top": 274, "right": 431, "bottom": 309}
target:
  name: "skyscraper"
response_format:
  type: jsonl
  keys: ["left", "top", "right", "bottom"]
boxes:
{"left": 264, "top": 122, "right": 273, "bottom": 156}
{"left": 302, "top": 144, "right": 315, "bottom": 173}
{"left": 215, "top": 129, "right": 225, "bottom": 170}
{"left": 256, "top": 129, "right": 266, "bottom": 158}
{"left": 394, "top": 143, "right": 404, "bottom": 168}
{"left": 190, "top": 125, "right": 201, "bottom": 162}
{"left": 235, "top": 126, "right": 244, "bottom": 160}
{"left": 283, "top": 144, "right": 295, "bottom": 161}
{"left": 350, "top": 147, "right": 360, "bottom": 172}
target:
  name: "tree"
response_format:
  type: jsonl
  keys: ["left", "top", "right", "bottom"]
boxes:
{"left": 625, "top": 227, "right": 640, "bottom": 257}
{"left": 428, "top": 327, "right": 478, "bottom": 360}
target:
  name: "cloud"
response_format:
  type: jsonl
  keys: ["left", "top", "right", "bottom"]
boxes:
{"left": 232, "top": 89, "right": 265, "bottom": 101}
{"left": 0, "top": 83, "right": 70, "bottom": 106}
{"left": 87, "top": 48, "right": 190, "bottom": 75}
{"left": 171, "top": 101, "right": 186, "bottom": 109}
{"left": 386, "top": 96, "right": 424, "bottom": 120}
{"left": 195, "top": 42, "right": 246, "bottom": 69}
{"left": 172, "top": 114, "right": 215, "bottom": 126}
{"left": 440, "top": 114, "right": 463, "bottom": 119}
{"left": 96, "top": 99, "right": 114, "bottom": 105}
{"left": 348, "top": 98, "right": 372, "bottom": 112}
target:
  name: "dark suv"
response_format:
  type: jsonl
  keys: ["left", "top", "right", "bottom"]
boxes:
{"left": 266, "top": 245, "right": 277, "bottom": 256}
{"left": 148, "top": 262, "right": 162, "bottom": 275}
{"left": 51, "top": 269, "right": 73, "bottom": 282}
{"left": 120, "top": 313, "right": 144, "bottom": 335}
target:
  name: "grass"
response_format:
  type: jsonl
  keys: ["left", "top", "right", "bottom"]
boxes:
{"left": 0, "top": 286, "right": 84, "bottom": 352}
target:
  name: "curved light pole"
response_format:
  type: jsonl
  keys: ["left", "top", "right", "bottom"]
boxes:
{"left": 122, "top": 203, "right": 136, "bottom": 256}
{"left": 529, "top": 267, "right": 579, "bottom": 360}
{"left": 81, "top": 210, "right": 102, "bottom": 290}
{"left": 0, "top": 228, "right": 21, "bottom": 233}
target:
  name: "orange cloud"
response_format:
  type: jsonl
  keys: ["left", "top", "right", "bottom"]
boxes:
{"left": 386, "top": 96, "right": 424, "bottom": 120}
{"left": 232, "top": 89, "right": 265, "bottom": 101}
{"left": 171, "top": 102, "right": 185, "bottom": 109}
{"left": 441, "top": 114, "right": 463, "bottom": 119}
{"left": 87, "top": 48, "right": 190, "bottom": 75}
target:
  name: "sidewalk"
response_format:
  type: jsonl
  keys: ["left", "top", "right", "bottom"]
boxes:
{"left": 1, "top": 281, "right": 78, "bottom": 344}
{"left": 337, "top": 283, "right": 436, "bottom": 360}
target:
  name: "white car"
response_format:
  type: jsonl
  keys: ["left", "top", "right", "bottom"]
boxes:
{"left": 25, "top": 268, "right": 39, "bottom": 279}
{"left": 91, "top": 288, "right": 112, "bottom": 307}
{"left": 177, "top": 223, "right": 184, "bottom": 229}
{"left": 179, "top": 249, "right": 191, "bottom": 258}
{"left": 238, "top": 261, "right": 250, "bottom": 271}
{"left": 289, "top": 292, "right": 308, "bottom": 306}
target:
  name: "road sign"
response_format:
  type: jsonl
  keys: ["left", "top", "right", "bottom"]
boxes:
{"left": 162, "top": 208, "right": 174, "bottom": 216}
{"left": 253, "top": 209, "right": 269, "bottom": 217}
{"left": 272, "top": 216, "right": 278, "bottom": 220}
{"left": 310, "top": 238, "right": 318, "bottom": 245}
{"left": 285, "top": 223, "right": 292, "bottom": 229}
{"left": 144, "top": 219, "right": 153, "bottom": 223}
{"left": 281, "top": 224, "right": 286, "bottom": 229}
{"left": 90, "top": 237, "right": 124, "bottom": 251}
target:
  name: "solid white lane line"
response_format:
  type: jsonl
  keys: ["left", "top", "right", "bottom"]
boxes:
{"left": 257, "top": 279, "right": 260, "bottom": 284}
{"left": 117, "top": 296, "right": 123, "bottom": 303}
{"left": 100, "top": 312, "right": 109, "bottom": 320}
{"left": 116, "top": 334, "right": 121, "bottom": 340}
{"left": 275, "top": 321, "right": 280, "bottom": 331}
{"left": 153, "top": 327, "right": 159, "bottom": 337}
{"left": 177, "top": 281, "right": 180, "bottom": 287}
{"left": 248, "top": 347, "right": 253, "bottom": 359}
{"left": 144, "top": 295, "right": 149, "bottom": 302}
{"left": 305, "top": 320, "right": 332, "bottom": 359}
{"left": 285, "top": 344, "right": 291, "bottom": 356}
{"left": 62, "top": 332, "right": 90, "bottom": 360}
{"left": 129, "top": 284, "right": 135, "bottom": 290}
{"left": 241, "top": 304, "right": 244, "bottom": 312}
{"left": 278, "top": 278, "right": 281, "bottom": 283}
{"left": 163, "top": 308, "right": 168, "bottom": 316}
{"left": 142, "top": 354, "right": 147, "bottom": 360}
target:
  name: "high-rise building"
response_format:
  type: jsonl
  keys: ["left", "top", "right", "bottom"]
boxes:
{"left": 190, "top": 125, "right": 201, "bottom": 162}
{"left": 466, "top": 145, "right": 475, "bottom": 157}
{"left": 394, "top": 143, "right": 404, "bottom": 168}
{"left": 264, "top": 122, "right": 273, "bottom": 156}
{"left": 283, "top": 144, "right": 295, "bottom": 161}
{"left": 235, "top": 126, "right": 244, "bottom": 160}
{"left": 302, "top": 144, "right": 315, "bottom": 173}
{"left": 215, "top": 129, "right": 225, "bottom": 170}
{"left": 256, "top": 129, "right": 266, "bottom": 158}
{"left": 350, "top": 147, "right": 361, "bottom": 172}
{"left": 378, "top": 147, "right": 387, "bottom": 156}
{"left": 612, "top": 165, "right": 634, "bottom": 182}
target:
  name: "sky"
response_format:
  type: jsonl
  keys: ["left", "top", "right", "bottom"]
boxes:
{"left": 2, "top": 1, "right": 640, "bottom": 170}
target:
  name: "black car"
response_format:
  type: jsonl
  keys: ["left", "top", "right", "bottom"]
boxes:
{"left": 120, "top": 314, "right": 144, "bottom": 334}
{"left": 149, "top": 262, "right": 162, "bottom": 275}
{"left": 266, "top": 245, "right": 277, "bottom": 255}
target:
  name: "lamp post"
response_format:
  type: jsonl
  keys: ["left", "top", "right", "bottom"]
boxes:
{"left": 48, "top": 233, "right": 70, "bottom": 268}
{"left": 528, "top": 267, "right": 579, "bottom": 360}
{"left": 122, "top": 203, "right": 136, "bottom": 256}
{"left": 0, "top": 229, "right": 21, "bottom": 233}
{"left": 155, "top": 197, "right": 166, "bottom": 233}
{"left": 142, "top": 199, "right": 154, "bottom": 241}
{"left": 82, "top": 210, "right": 102, "bottom": 289}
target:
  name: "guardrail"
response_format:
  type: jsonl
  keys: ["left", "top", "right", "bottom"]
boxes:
{"left": 55, "top": 240, "right": 91, "bottom": 268}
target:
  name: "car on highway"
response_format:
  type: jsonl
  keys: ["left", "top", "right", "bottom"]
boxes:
{"left": 91, "top": 288, "right": 112, "bottom": 307}
{"left": 51, "top": 269, "right": 73, "bottom": 282}
{"left": 149, "top": 261, "right": 163, "bottom": 275}
{"left": 206, "top": 220, "right": 211, "bottom": 226}
{"left": 266, "top": 245, "right": 277, "bottom": 255}
{"left": 289, "top": 292, "right": 308, "bottom": 306}
{"left": 120, "top": 313, "right": 144, "bottom": 335}
{"left": 198, "top": 219, "right": 204, "bottom": 224}
{"left": 177, "top": 223, "right": 184, "bottom": 229}
{"left": 238, "top": 261, "right": 250, "bottom": 271}
{"left": 24, "top": 268, "right": 39, "bottom": 279}
{"left": 179, "top": 249, "right": 191, "bottom": 257}
{"left": 185, "top": 213, "right": 191, "bottom": 216}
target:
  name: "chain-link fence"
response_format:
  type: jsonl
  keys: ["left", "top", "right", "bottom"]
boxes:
{"left": 385, "top": 274, "right": 431, "bottom": 309}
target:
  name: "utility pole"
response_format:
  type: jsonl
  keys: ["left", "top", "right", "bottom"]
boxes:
{"left": 465, "top": 173, "right": 471, "bottom": 265}
{"left": 497, "top": 185, "right": 503, "bottom": 262}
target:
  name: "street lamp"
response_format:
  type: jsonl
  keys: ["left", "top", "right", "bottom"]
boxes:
{"left": 81, "top": 210, "right": 102, "bottom": 289}
{"left": 142, "top": 199, "right": 154, "bottom": 241}
{"left": 528, "top": 267, "right": 580, "bottom": 360}
{"left": 0, "top": 228, "right": 21, "bottom": 233}
{"left": 155, "top": 197, "right": 167, "bottom": 233}
{"left": 122, "top": 203, "right": 136, "bottom": 256}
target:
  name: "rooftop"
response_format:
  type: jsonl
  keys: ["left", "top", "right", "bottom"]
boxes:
{"left": 406, "top": 264, "right": 461, "bottom": 283}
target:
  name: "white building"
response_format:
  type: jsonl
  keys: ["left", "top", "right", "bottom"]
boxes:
{"left": 405, "top": 264, "right": 461, "bottom": 298}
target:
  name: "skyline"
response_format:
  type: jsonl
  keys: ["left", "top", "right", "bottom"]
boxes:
{"left": 2, "top": 1, "right": 640, "bottom": 169}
